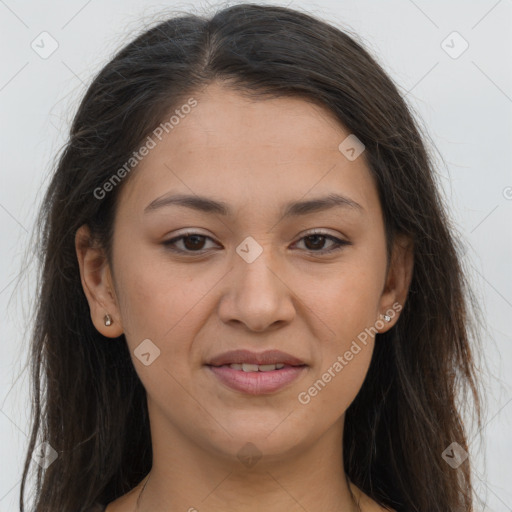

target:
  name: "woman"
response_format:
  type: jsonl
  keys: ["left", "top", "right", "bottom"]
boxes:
{"left": 20, "top": 3, "right": 483, "bottom": 512}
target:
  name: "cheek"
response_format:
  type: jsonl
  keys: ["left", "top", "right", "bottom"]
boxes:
{"left": 112, "top": 243, "right": 187, "bottom": 346}
{"left": 294, "top": 256, "right": 384, "bottom": 409}
{"left": 296, "top": 278, "right": 377, "bottom": 419}
{"left": 298, "top": 349, "right": 373, "bottom": 412}
{"left": 303, "top": 258, "right": 385, "bottom": 346}
{"left": 108, "top": 233, "right": 203, "bottom": 416}
{"left": 112, "top": 253, "right": 207, "bottom": 402}
{"left": 113, "top": 243, "right": 229, "bottom": 365}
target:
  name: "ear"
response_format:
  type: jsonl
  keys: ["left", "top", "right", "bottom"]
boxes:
{"left": 376, "top": 233, "right": 414, "bottom": 333}
{"left": 75, "top": 224, "right": 124, "bottom": 338}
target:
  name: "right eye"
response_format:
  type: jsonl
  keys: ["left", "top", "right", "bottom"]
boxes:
{"left": 162, "top": 232, "right": 220, "bottom": 254}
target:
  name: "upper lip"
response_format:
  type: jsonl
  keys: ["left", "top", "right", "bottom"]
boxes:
{"left": 207, "top": 349, "right": 306, "bottom": 367}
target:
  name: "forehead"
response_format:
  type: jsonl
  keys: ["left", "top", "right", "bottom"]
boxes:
{"left": 177, "top": 83, "right": 346, "bottom": 147}
{"left": 117, "top": 82, "right": 379, "bottom": 220}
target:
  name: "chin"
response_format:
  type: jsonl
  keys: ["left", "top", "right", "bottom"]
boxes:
{"left": 200, "top": 417, "right": 311, "bottom": 463}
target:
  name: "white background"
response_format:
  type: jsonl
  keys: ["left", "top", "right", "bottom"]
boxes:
{"left": 0, "top": 0, "right": 511, "bottom": 510}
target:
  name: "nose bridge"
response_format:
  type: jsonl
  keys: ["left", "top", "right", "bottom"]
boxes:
{"left": 218, "top": 235, "right": 295, "bottom": 331}
{"left": 237, "top": 237, "right": 278, "bottom": 285}
{"left": 234, "top": 235, "right": 283, "bottom": 297}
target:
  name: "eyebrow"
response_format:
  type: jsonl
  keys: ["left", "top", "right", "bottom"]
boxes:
{"left": 143, "top": 192, "right": 364, "bottom": 218}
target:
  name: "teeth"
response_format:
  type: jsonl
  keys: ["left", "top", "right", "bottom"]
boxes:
{"left": 228, "top": 363, "right": 287, "bottom": 372}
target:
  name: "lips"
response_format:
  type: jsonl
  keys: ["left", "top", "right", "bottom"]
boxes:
{"left": 206, "top": 349, "right": 306, "bottom": 367}
{"left": 205, "top": 349, "right": 307, "bottom": 395}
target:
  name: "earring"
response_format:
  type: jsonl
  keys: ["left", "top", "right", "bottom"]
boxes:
{"left": 104, "top": 314, "right": 112, "bottom": 326}
{"left": 382, "top": 314, "right": 391, "bottom": 322}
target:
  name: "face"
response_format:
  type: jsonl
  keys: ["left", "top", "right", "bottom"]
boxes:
{"left": 77, "top": 82, "right": 412, "bottom": 467}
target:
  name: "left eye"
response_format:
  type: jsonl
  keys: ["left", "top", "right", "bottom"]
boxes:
{"left": 163, "top": 232, "right": 350, "bottom": 254}
{"left": 293, "top": 233, "right": 349, "bottom": 253}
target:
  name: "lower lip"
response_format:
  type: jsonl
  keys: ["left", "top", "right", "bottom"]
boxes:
{"left": 207, "top": 365, "right": 307, "bottom": 395}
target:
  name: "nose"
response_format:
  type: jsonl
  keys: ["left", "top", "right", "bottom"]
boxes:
{"left": 217, "top": 243, "right": 296, "bottom": 332}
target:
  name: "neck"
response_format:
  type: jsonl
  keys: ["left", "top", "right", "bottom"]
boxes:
{"left": 135, "top": 413, "right": 360, "bottom": 512}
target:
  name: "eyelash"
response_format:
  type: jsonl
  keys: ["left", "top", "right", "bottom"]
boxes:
{"left": 162, "top": 230, "right": 351, "bottom": 255}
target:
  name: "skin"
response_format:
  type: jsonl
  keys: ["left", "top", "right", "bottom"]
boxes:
{"left": 76, "top": 81, "right": 413, "bottom": 512}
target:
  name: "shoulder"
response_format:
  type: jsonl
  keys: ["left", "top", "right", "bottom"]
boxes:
{"left": 349, "top": 481, "right": 397, "bottom": 512}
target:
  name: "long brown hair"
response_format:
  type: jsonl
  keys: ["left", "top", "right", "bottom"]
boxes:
{"left": 20, "top": 4, "right": 483, "bottom": 511}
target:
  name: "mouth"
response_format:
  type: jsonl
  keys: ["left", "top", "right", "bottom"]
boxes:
{"left": 206, "top": 349, "right": 306, "bottom": 367}
{"left": 205, "top": 349, "right": 307, "bottom": 395}
{"left": 217, "top": 362, "right": 290, "bottom": 371}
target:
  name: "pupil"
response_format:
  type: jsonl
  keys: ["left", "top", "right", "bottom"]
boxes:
{"left": 306, "top": 235, "right": 325, "bottom": 250}
{"left": 184, "top": 235, "right": 204, "bottom": 250}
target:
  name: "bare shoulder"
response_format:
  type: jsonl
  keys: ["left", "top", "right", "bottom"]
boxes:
{"left": 349, "top": 481, "right": 397, "bottom": 512}
{"left": 104, "top": 481, "right": 144, "bottom": 512}
{"left": 104, "top": 480, "right": 395, "bottom": 512}
{"left": 104, "top": 494, "right": 132, "bottom": 512}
